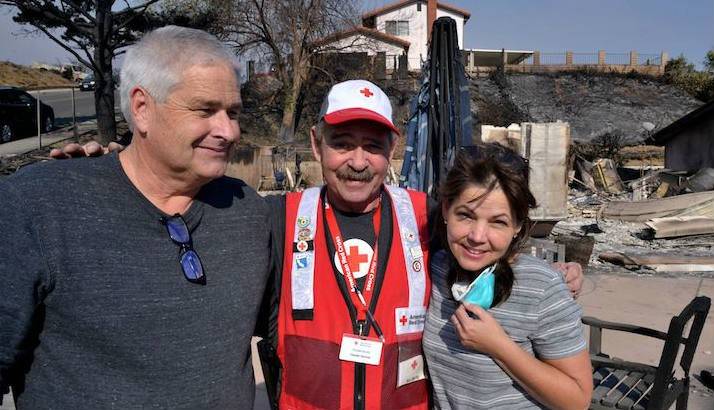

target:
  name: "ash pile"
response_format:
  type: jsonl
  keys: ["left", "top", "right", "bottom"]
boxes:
{"left": 483, "top": 120, "right": 714, "bottom": 277}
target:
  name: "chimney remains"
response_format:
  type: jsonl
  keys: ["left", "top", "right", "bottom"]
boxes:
{"left": 427, "top": 0, "right": 437, "bottom": 39}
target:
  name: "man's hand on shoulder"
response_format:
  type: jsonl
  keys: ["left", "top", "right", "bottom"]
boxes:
{"left": 49, "top": 141, "right": 125, "bottom": 159}
{"left": 553, "top": 262, "right": 584, "bottom": 299}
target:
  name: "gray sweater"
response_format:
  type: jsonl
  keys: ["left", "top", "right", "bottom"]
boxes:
{"left": 0, "top": 153, "right": 270, "bottom": 409}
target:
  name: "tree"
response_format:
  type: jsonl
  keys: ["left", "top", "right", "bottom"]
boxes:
{"left": 214, "top": 0, "right": 361, "bottom": 143}
{"left": 705, "top": 49, "right": 714, "bottom": 73}
{"left": 663, "top": 54, "right": 694, "bottom": 81}
{"left": 664, "top": 53, "right": 714, "bottom": 102}
{"left": 1, "top": 0, "right": 217, "bottom": 143}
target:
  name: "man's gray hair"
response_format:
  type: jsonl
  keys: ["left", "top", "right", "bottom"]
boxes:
{"left": 120, "top": 25, "right": 238, "bottom": 130}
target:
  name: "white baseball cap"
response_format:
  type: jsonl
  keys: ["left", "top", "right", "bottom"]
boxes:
{"left": 318, "top": 80, "right": 399, "bottom": 135}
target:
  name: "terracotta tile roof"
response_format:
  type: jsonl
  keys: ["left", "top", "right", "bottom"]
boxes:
{"left": 362, "top": 1, "right": 471, "bottom": 21}
{"left": 313, "top": 26, "right": 411, "bottom": 49}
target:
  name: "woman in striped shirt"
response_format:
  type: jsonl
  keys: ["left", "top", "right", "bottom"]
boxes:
{"left": 423, "top": 143, "right": 593, "bottom": 409}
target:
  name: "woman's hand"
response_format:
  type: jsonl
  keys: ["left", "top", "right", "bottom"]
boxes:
{"left": 451, "top": 303, "right": 510, "bottom": 356}
{"left": 453, "top": 303, "right": 592, "bottom": 409}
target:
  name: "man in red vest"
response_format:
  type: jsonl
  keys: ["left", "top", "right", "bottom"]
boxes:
{"left": 261, "top": 80, "right": 432, "bottom": 410}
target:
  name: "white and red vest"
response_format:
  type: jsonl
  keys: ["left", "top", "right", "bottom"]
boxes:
{"left": 277, "top": 186, "right": 430, "bottom": 410}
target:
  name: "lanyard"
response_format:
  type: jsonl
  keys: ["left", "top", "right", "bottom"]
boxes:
{"left": 324, "top": 197, "right": 381, "bottom": 325}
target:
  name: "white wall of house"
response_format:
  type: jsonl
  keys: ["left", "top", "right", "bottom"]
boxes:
{"left": 326, "top": 34, "right": 407, "bottom": 69}
{"left": 436, "top": 8, "right": 465, "bottom": 49}
{"left": 372, "top": 3, "right": 466, "bottom": 70}
{"left": 374, "top": 3, "right": 424, "bottom": 70}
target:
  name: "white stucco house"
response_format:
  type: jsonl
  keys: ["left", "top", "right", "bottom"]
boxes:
{"left": 316, "top": 0, "right": 470, "bottom": 71}
{"left": 362, "top": 0, "right": 470, "bottom": 69}
{"left": 314, "top": 26, "right": 411, "bottom": 70}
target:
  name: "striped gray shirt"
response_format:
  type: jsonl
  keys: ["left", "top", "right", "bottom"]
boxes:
{"left": 423, "top": 251, "right": 586, "bottom": 409}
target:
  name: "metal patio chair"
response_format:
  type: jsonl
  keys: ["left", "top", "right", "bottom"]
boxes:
{"left": 583, "top": 296, "right": 710, "bottom": 410}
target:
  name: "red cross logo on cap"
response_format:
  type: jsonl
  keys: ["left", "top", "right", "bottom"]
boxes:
{"left": 399, "top": 315, "right": 408, "bottom": 326}
{"left": 360, "top": 87, "right": 373, "bottom": 98}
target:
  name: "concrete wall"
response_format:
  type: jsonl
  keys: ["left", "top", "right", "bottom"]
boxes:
{"left": 464, "top": 50, "right": 668, "bottom": 76}
{"left": 664, "top": 116, "right": 714, "bottom": 171}
{"left": 502, "top": 64, "right": 665, "bottom": 76}
{"left": 482, "top": 122, "right": 570, "bottom": 221}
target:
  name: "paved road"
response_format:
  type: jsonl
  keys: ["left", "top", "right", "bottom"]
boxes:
{"left": 0, "top": 88, "right": 122, "bottom": 156}
{"left": 0, "top": 119, "right": 97, "bottom": 157}
{"left": 27, "top": 88, "right": 121, "bottom": 128}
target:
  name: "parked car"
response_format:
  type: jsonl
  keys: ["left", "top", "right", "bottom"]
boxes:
{"left": 80, "top": 73, "right": 121, "bottom": 91}
{"left": 80, "top": 74, "right": 96, "bottom": 91}
{"left": 0, "top": 86, "right": 55, "bottom": 143}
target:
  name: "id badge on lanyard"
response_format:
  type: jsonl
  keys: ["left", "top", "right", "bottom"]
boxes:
{"left": 339, "top": 333, "right": 383, "bottom": 366}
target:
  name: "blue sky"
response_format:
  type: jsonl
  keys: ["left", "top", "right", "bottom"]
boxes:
{"left": 2, "top": 0, "right": 713, "bottom": 69}
{"left": 366, "top": 0, "right": 713, "bottom": 69}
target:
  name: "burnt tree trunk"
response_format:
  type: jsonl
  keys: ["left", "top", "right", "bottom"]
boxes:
{"left": 277, "top": 75, "right": 303, "bottom": 143}
{"left": 93, "top": 0, "right": 116, "bottom": 145}
{"left": 277, "top": 42, "right": 311, "bottom": 144}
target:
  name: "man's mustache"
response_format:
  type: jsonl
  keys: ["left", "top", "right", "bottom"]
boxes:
{"left": 336, "top": 167, "right": 374, "bottom": 182}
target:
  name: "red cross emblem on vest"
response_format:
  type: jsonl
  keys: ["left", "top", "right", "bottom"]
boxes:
{"left": 347, "top": 245, "right": 369, "bottom": 272}
{"left": 411, "top": 359, "right": 418, "bottom": 369}
{"left": 399, "top": 315, "right": 408, "bottom": 326}
{"left": 360, "top": 87, "right": 373, "bottom": 98}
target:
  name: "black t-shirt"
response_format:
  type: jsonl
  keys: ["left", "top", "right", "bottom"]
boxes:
{"left": 327, "top": 190, "right": 391, "bottom": 290}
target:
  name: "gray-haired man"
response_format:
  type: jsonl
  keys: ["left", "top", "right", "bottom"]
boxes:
{"left": 0, "top": 26, "right": 269, "bottom": 408}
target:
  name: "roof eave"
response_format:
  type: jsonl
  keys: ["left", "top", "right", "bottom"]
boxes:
{"left": 313, "top": 27, "right": 410, "bottom": 50}
{"left": 362, "top": 0, "right": 471, "bottom": 20}
{"left": 649, "top": 100, "right": 714, "bottom": 145}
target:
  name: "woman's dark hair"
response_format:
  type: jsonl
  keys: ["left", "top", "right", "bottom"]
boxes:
{"left": 435, "top": 142, "right": 537, "bottom": 306}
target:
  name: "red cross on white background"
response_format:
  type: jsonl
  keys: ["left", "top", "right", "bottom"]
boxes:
{"left": 399, "top": 315, "right": 408, "bottom": 326}
{"left": 347, "top": 245, "right": 369, "bottom": 272}
{"left": 411, "top": 359, "right": 418, "bottom": 369}
{"left": 360, "top": 87, "right": 373, "bottom": 97}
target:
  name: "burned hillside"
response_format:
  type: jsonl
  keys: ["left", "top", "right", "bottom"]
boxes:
{"left": 238, "top": 68, "right": 704, "bottom": 149}
{"left": 471, "top": 71, "right": 703, "bottom": 143}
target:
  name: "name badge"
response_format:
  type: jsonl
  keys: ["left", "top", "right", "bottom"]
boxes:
{"left": 397, "top": 354, "right": 426, "bottom": 387}
{"left": 338, "top": 334, "right": 383, "bottom": 366}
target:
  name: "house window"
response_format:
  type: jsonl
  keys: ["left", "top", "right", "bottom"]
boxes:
{"left": 417, "top": 2, "right": 421, "bottom": 11}
{"left": 385, "top": 20, "right": 409, "bottom": 36}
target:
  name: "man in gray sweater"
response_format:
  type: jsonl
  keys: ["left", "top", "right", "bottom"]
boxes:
{"left": 0, "top": 26, "right": 270, "bottom": 408}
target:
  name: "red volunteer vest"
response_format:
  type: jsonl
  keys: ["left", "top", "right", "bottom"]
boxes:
{"left": 277, "top": 186, "right": 430, "bottom": 410}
